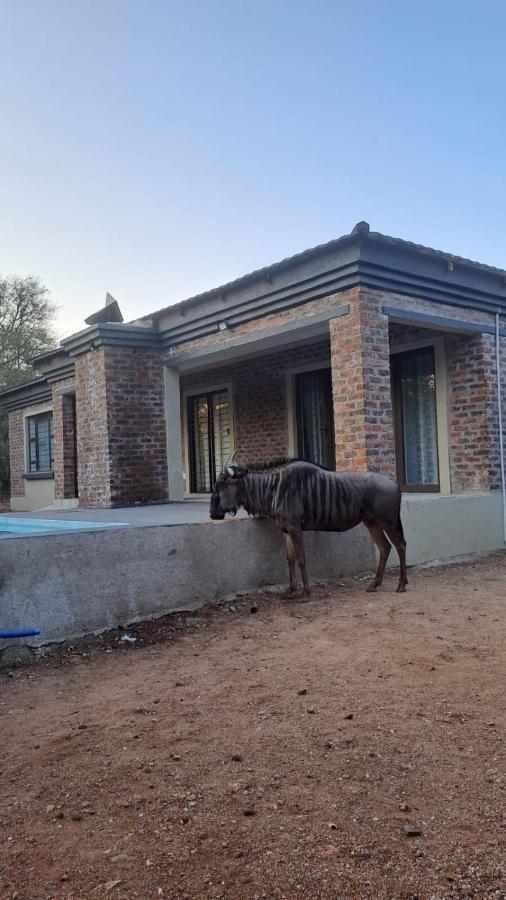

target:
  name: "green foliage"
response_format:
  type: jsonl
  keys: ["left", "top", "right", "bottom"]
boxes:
{"left": 0, "top": 275, "right": 56, "bottom": 390}
{"left": 0, "top": 276, "right": 57, "bottom": 499}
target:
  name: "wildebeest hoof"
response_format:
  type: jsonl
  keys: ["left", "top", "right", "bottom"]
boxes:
{"left": 396, "top": 584, "right": 407, "bottom": 593}
{"left": 284, "top": 588, "right": 297, "bottom": 599}
{"left": 366, "top": 581, "right": 379, "bottom": 593}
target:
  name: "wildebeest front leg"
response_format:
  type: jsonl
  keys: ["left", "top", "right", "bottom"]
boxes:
{"left": 283, "top": 532, "right": 297, "bottom": 597}
{"left": 289, "top": 529, "right": 310, "bottom": 597}
{"left": 364, "top": 521, "right": 392, "bottom": 593}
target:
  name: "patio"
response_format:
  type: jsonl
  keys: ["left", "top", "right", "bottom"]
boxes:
{"left": 0, "top": 499, "right": 213, "bottom": 534}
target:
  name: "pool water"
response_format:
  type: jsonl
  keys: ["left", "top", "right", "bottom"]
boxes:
{"left": 0, "top": 517, "right": 127, "bottom": 535}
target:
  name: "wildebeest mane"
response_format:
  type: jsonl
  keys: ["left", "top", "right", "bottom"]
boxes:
{"left": 245, "top": 456, "right": 333, "bottom": 473}
{"left": 246, "top": 456, "right": 300, "bottom": 472}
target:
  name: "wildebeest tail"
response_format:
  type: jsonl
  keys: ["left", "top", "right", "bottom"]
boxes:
{"left": 397, "top": 503, "right": 405, "bottom": 541}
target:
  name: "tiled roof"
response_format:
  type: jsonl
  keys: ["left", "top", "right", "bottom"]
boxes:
{"left": 141, "top": 223, "right": 506, "bottom": 322}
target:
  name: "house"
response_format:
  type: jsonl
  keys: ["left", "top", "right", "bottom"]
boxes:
{"left": 2, "top": 222, "right": 505, "bottom": 553}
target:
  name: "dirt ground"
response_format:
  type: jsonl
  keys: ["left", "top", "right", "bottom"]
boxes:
{"left": 1, "top": 555, "right": 505, "bottom": 900}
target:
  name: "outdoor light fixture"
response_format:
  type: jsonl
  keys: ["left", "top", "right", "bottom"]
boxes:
{"left": 217, "top": 320, "right": 228, "bottom": 332}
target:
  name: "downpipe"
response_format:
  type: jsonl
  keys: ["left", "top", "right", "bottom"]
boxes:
{"left": 495, "top": 311, "right": 506, "bottom": 544}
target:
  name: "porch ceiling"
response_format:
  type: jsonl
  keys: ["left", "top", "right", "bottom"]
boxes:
{"left": 164, "top": 303, "right": 349, "bottom": 373}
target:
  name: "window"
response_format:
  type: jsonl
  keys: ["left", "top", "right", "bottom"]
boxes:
{"left": 27, "top": 411, "right": 54, "bottom": 474}
{"left": 391, "top": 346, "right": 439, "bottom": 491}
{"left": 187, "top": 390, "right": 230, "bottom": 492}
{"left": 295, "top": 369, "right": 335, "bottom": 469}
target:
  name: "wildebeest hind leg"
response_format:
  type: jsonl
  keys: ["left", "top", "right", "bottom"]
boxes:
{"left": 289, "top": 529, "right": 310, "bottom": 597}
{"left": 283, "top": 533, "right": 297, "bottom": 597}
{"left": 384, "top": 524, "right": 408, "bottom": 593}
{"left": 364, "top": 521, "right": 391, "bottom": 593}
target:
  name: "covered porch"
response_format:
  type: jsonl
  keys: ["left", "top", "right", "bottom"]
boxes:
{"left": 163, "top": 299, "right": 505, "bottom": 506}
{"left": 164, "top": 302, "right": 349, "bottom": 500}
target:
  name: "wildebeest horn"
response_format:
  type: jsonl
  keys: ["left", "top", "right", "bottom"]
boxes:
{"left": 223, "top": 448, "right": 242, "bottom": 469}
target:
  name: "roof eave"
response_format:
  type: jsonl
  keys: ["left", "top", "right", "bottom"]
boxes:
{"left": 141, "top": 232, "right": 359, "bottom": 324}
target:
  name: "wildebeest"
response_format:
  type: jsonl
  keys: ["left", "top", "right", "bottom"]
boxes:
{"left": 209, "top": 453, "right": 407, "bottom": 596}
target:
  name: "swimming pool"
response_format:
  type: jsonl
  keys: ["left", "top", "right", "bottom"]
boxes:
{"left": 0, "top": 517, "right": 127, "bottom": 535}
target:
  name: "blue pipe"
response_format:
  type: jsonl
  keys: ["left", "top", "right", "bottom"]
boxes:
{"left": 0, "top": 629, "right": 41, "bottom": 639}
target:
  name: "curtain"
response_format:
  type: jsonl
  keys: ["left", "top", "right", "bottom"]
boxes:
{"left": 399, "top": 348, "right": 439, "bottom": 486}
{"left": 296, "top": 370, "right": 334, "bottom": 468}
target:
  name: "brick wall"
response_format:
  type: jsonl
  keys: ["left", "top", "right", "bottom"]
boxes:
{"left": 446, "top": 332, "right": 499, "bottom": 492}
{"left": 389, "top": 323, "right": 440, "bottom": 346}
{"left": 75, "top": 350, "right": 111, "bottom": 506}
{"left": 8, "top": 409, "right": 25, "bottom": 498}
{"left": 171, "top": 288, "right": 357, "bottom": 359}
{"left": 52, "top": 378, "right": 77, "bottom": 499}
{"left": 104, "top": 347, "right": 168, "bottom": 504}
{"left": 365, "top": 287, "right": 497, "bottom": 329}
{"left": 181, "top": 340, "right": 331, "bottom": 464}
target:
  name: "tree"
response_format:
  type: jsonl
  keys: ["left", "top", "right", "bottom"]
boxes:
{"left": 0, "top": 276, "right": 57, "bottom": 499}
{"left": 0, "top": 275, "right": 56, "bottom": 390}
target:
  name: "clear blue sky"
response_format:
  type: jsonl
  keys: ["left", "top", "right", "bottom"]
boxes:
{"left": 1, "top": 0, "right": 505, "bottom": 338}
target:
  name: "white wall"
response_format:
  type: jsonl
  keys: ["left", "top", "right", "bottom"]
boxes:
{"left": 10, "top": 478, "right": 55, "bottom": 512}
{"left": 399, "top": 491, "right": 504, "bottom": 565}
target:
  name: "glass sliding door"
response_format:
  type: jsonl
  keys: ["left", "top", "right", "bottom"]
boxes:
{"left": 295, "top": 369, "right": 335, "bottom": 469}
{"left": 188, "top": 389, "right": 230, "bottom": 492}
{"left": 391, "top": 346, "right": 439, "bottom": 490}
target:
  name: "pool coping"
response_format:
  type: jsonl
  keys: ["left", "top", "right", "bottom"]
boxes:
{"left": 0, "top": 517, "right": 131, "bottom": 538}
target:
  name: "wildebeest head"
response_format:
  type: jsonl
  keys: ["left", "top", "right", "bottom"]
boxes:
{"left": 209, "top": 453, "right": 248, "bottom": 520}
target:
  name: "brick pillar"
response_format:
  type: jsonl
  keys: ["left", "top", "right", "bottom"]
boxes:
{"left": 8, "top": 409, "right": 25, "bottom": 498}
{"left": 74, "top": 345, "right": 168, "bottom": 507}
{"left": 75, "top": 349, "right": 112, "bottom": 507}
{"left": 104, "top": 347, "right": 168, "bottom": 504}
{"left": 53, "top": 385, "right": 77, "bottom": 499}
{"left": 330, "top": 288, "right": 395, "bottom": 476}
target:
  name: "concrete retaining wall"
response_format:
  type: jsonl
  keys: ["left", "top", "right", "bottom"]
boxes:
{"left": 398, "top": 490, "right": 504, "bottom": 565}
{"left": 1, "top": 491, "right": 504, "bottom": 650}
{"left": 0, "top": 518, "right": 375, "bottom": 646}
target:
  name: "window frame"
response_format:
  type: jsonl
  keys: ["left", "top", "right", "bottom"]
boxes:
{"left": 390, "top": 334, "right": 451, "bottom": 496}
{"left": 286, "top": 360, "right": 333, "bottom": 461}
{"left": 187, "top": 389, "right": 231, "bottom": 494}
{"left": 25, "top": 410, "right": 54, "bottom": 476}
